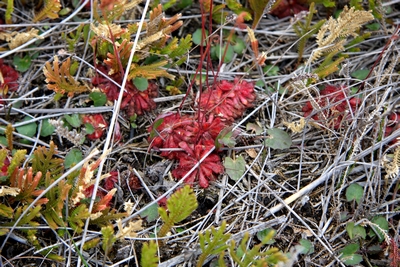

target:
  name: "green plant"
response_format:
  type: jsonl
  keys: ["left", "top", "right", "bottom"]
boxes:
{"left": 158, "top": 185, "right": 198, "bottom": 238}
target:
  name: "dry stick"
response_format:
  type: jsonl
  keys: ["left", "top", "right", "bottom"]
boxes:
{"left": 0, "top": 0, "right": 91, "bottom": 59}
{"left": 77, "top": 0, "right": 152, "bottom": 264}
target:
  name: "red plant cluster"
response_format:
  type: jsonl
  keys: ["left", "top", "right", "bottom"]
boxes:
{"left": 269, "top": 0, "right": 309, "bottom": 18}
{"left": 302, "top": 85, "right": 360, "bottom": 129}
{"left": 198, "top": 78, "right": 257, "bottom": 122}
{"left": 0, "top": 59, "right": 19, "bottom": 95}
{"left": 385, "top": 112, "right": 400, "bottom": 145}
{"left": 92, "top": 65, "right": 158, "bottom": 117}
{"left": 82, "top": 114, "right": 108, "bottom": 140}
{"left": 149, "top": 78, "right": 256, "bottom": 188}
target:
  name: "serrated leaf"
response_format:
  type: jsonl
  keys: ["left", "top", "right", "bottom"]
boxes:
{"left": 140, "top": 241, "right": 159, "bottom": 267}
{"left": 224, "top": 156, "right": 246, "bottom": 181}
{"left": 64, "top": 148, "right": 83, "bottom": 168}
{"left": 16, "top": 117, "right": 37, "bottom": 138}
{"left": 40, "top": 119, "right": 55, "bottom": 137}
{"left": 89, "top": 92, "right": 107, "bottom": 107}
{"left": 133, "top": 77, "right": 149, "bottom": 91}
{"left": 345, "top": 183, "right": 363, "bottom": 204}
{"left": 166, "top": 185, "right": 198, "bottom": 224}
{"left": 140, "top": 203, "right": 159, "bottom": 222}
{"left": 264, "top": 128, "right": 292, "bottom": 149}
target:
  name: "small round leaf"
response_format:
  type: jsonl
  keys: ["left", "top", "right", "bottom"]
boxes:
{"left": 64, "top": 148, "right": 83, "bottom": 169}
{"left": 40, "top": 119, "right": 55, "bottom": 137}
{"left": 16, "top": 117, "right": 37, "bottom": 138}
{"left": 133, "top": 77, "right": 149, "bottom": 91}
{"left": 345, "top": 183, "right": 363, "bottom": 204}
{"left": 264, "top": 128, "right": 292, "bottom": 149}
{"left": 89, "top": 92, "right": 107, "bottom": 107}
{"left": 224, "top": 156, "right": 246, "bottom": 181}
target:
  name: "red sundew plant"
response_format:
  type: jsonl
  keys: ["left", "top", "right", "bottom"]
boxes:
{"left": 302, "top": 84, "right": 360, "bottom": 129}
{"left": 385, "top": 112, "right": 400, "bottom": 145}
{"left": 269, "top": 0, "right": 309, "bottom": 18}
{"left": 81, "top": 114, "right": 108, "bottom": 140}
{"left": 148, "top": 78, "right": 256, "bottom": 188}
{"left": 92, "top": 64, "right": 158, "bottom": 118}
{"left": 0, "top": 59, "right": 19, "bottom": 95}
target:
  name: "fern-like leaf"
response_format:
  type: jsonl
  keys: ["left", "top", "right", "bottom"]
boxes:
{"left": 33, "top": 0, "right": 61, "bottom": 23}
{"left": 7, "top": 149, "right": 26, "bottom": 177}
{"left": 158, "top": 185, "right": 198, "bottom": 238}
{"left": 68, "top": 204, "right": 90, "bottom": 234}
{"left": 44, "top": 56, "right": 88, "bottom": 97}
{"left": 311, "top": 6, "right": 374, "bottom": 63}
{"left": 197, "top": 221, "right": 231, "bottom": 267}
{"left": 104, "top": 39, "right": 133, "bottom": 75}
{"left": 129, "top": 61, "right": 175, "bottom": 80}
{"left": 140, "top": 241, "right": 159, "bottom": 267}
{"left": 101, "top": 225, "right": 117, "bottom": 256}
{"left": 32, "top": 141, "right": 64, "bottom": 179}
{"left": 9, "top": 167, "right": 48, "bottom": 205}
{"left": 159, "top": 35, "right": 192, "bottom": 66}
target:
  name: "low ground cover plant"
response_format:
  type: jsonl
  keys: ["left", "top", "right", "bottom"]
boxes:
{"left": 0, "top": 0, "right": 399, "bottom": 266}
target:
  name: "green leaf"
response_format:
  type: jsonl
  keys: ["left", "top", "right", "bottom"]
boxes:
{"left": 215, "top": 43, "right": 234, "bottom": 63}
{"left": 85, "top": 123, "right": 94, "bottom": 134}
{"left": 263, "top": 65, "right": 280, "bottom": 77}
{"left": 340, "top": 243, "right": 359, "bottom": 255}
{"left": 40, "top": 119, "right": 55, "bottom": 137}
{"left": 165, "top": 185, "right": 198, "bottom": 224}
{"left": 133, "top": 77, "right": 149, "bottom": 91}
{"left": 346, "top": 222, "right": 366, "bottom": 240}
{"left": 296, "top": 239, "right": 314, "bottom": 255}
{"left": 350, "top": 69, "right": 369, "bottom": 80}
{"left": 256, "top": 228, "right": 276, "bottom": 245}
{"left": 89, "top": 92, "right": 107, "bottom": 107}
{"left": 264, "top": 128, "right": 292, "bottom": 149}
{"left": 0, "top": 203, "right": 14, "bottom": 218}
{"left": 193, "top": 29, "right": 208, "bottom": 46}
{"left": 64, "top": 148, "right": 83, "bottom": 169}
{"left": 64, "top": 114, "right": 81, "bottom": 128}
{"left": 366, "top": 23, "right": 380, "bottom": 30}
{"left": 101, "top": 225, "right": 117, "bottom": 254}
{"left": 140, "top": 203, "right": 159, "bottom": 222}
{"left": 16, "top": 117, "right": 37, "bottom": 138}
{"left": 13, "top": 54, "right": 31, "bottom": 72}
{"left": 368, "top": 216, "right": 389, "bottom": 242}
{"left": 149, "top": 118, "right": 164, "bottom": 139}
{"left": 140, "top": 241, "right": 159, "bottom": 267}
{"left": 232, "top": 37, "right": 246, "bottom": 54}
{"left": 248, "top": 0, "right": 269, "bottom": 28}
{"left": 216, "top": 127, "right": 236, "bottom": 149}
{"left": 345, "top": 183, "right": 363, "bottom": 204}
{"left": 224, "top": 156, "right": 246, "bottom": 181}
{"left": 340, "top": 253, "right": 363, "bottom": 265}
{"left": 59, "top": 7, "right": 71, "bottom": 16}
